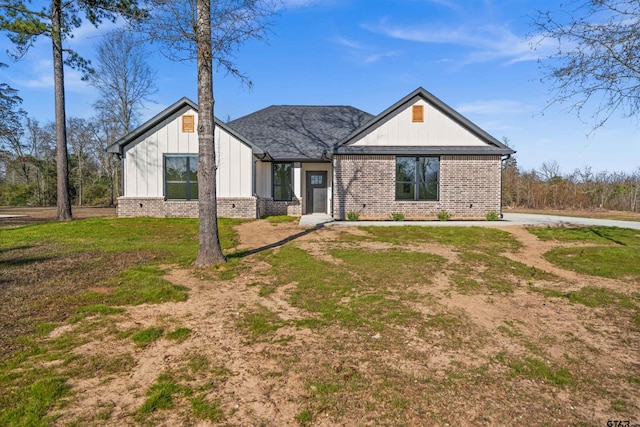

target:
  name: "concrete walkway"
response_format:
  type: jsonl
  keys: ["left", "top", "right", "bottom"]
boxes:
{"left": 298, "top": 212, "right": 640, "bottom": 230}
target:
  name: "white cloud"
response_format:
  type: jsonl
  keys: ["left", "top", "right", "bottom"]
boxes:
{"left": 279, "top": 0, "right": 325, "bottom": 9}
{"left": 66, "top": 17, "right": 123, "bottom": 48}
{"left": 456, "top": 100, "right": 536, "bottom": 115}
{"left": 332, "top": 36, "right": 363, "bottom": 50}
{"left": 12, "top": 58, "right": 91, "bottom": 93}
{"left": 363, "top": 18, "right": 555, "bottom": 65}
{"left": 331, "top": 34, "right": 403, "bottom": 65}
{"left": 364, "top": 50, "right": 402, "bottom": 64}
{"left": 422, "top": 0, "right": 463, "bottom": 12}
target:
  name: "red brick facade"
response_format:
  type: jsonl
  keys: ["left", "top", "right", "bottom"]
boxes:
{"left": 332, "top": 154, "right": 502, "bottom": 220}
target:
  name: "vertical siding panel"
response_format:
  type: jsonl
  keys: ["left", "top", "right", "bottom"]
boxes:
{"left": 215, "top": 129, "right": 222, "bottom": 197}
{"left": 255, "top": 161, "right": 270, "bottom": 197}
{"left": 352, "top": 100, "right": 487, "bottom": 147}
{"left": 229, "top": 134, "right": 240, "bottom": 196}
{"left": 293, "top": 163, "right": 302, "bottom": 198}
{"left": 222, "top": 131, "right": 232, "bottom": 197}
{"left": 125, "top": 149, "right": 135, "bottom": 196}
{"left": 148, "top": 132, "right": 158, "bottom": 197}
{"left": 241, "top": 143, "right": 252, "bottom": 196}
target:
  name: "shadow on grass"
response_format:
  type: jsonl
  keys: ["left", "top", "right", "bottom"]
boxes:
{"left": 226, "top": 226, "right": 321, "bottom": 259}
{"left": 0, "top": 245, "right": 35, "bottom": 255}
{"left": 0, "top": 254, "right": 57, "bottom": 269}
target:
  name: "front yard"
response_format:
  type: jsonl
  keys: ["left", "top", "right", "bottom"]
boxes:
{"left": 0, "top": 217, "right": 638, "bottom": 425}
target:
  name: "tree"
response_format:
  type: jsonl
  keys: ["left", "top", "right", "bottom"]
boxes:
{"left": 0, "top": 62, "right": 25, "bottom": 154}
{"left": 531, "top": 0, "right": 640, "bottom": 129}
{"left": 143, "top": 0, "right": 276, "bottom": 266}
{"left": 67, "top": 117, "right": 100, "bottom": 206}
{"left": 91, "top": 29, "right": 157, "bottom": 134}
{"left": 0, "top": 0, "right": 145, "bottom": 220}
{"left": 94, "top": 111, "right": 124, "bottom": 206}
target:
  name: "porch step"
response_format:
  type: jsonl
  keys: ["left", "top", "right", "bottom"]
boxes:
{"left": 299, "top": 214, "right": 334, "bottom": 227}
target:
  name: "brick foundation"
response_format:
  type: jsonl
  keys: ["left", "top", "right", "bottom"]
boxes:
{"left": 258, "top": 198, "right": 302, "bottom": 217}
{"left": 117, "top": 197, "right": 258, "bottom": 219}
{"left": 332, "top": 154, "right": 502, "bottom": 220}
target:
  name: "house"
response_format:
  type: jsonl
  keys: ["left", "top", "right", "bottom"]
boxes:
{"left": 107, "top": 87, "right": 515, "bottom": 220}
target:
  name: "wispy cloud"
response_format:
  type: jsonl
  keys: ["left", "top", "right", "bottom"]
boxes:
{"left": 279, "top": 0, "right": 329, "bottom": 9}
{"left": 363, "top": 18, "right": 554, "bottom": 65}
{"left": 331, "top": 34, "right": 402, "bottom": 65}
{"left": 422, "top": 0, "right": 463, "bottom": 12}
{"left": 364, "top": 50, "right": 402, "bottom": 63}
{"left": 12, "top": 59, "right": 88, "bottom": 92}
{"left": 456, "top": 99, "right": 537, "bottom": 135}
{"left": 456, "top": 99, "right": 536, "bottom": 115}
{"left": 332, "top": 36, "right": 363, "bottom": 50}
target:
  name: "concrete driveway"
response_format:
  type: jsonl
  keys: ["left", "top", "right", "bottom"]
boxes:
{"left": 299, "top": 213, "right": 640, "bottom": 230}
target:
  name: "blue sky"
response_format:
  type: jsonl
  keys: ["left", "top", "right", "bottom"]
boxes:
{"left": 1, "top": 0, "right": 638, "bottom": 174}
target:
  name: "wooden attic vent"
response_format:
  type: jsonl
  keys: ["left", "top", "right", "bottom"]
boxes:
{"left": 182, "top": 114, "right": 195, "bottom": 132}
{"left": 412, "top": 105, "right": 424, "bottom": 123}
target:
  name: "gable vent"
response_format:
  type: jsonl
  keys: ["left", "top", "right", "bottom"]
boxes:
{"left": 412, "top": 105, "right": 424, "bottom": 123}
{"left": 182, "top": 114, "right": 195, "bottom": 132}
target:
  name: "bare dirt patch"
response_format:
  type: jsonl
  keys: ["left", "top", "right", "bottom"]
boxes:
{"left": 0, "top": 206, "right": 116, "bottom": 226}
{"left": 4, "top": 220, "right": 639, "bottom": 425}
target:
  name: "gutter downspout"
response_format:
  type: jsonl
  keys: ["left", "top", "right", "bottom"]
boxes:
{"left": 253, "top": 157, "right": 260, "bottom": 219}
{"left": 326, "top": 151, "right": 334, "bottom": 219}
{"left": 500, "top": 154, "right": 510, "bottom": 219}
{"left": 118, "top": 153, "right": 124, "bottom": 202}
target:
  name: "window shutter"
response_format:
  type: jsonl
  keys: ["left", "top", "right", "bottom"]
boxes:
{"left": 412, "top": 105, "right": 424, "bottom": 123}
{"left": 182, "top": 115, "right": 195, "bottom": 132}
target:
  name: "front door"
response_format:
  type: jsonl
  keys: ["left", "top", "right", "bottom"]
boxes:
{"left": 305, "top": 171, "right": 327, "bottom": 214}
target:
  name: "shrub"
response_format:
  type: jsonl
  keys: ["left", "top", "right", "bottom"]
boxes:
{"left": 486, "top": 211, "right": 500, "bottom": 221}
{"left": 437, "top": 210, "right": 451, "bottom": 221}
{"left": 346, "top": 210, "right": 360, "bottom": 221}
{"left": 390, "top": 212, "right": 405, "bottom": 221}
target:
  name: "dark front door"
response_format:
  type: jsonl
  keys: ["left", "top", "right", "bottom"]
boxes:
{"left": 306, "top": 171, "right": 327, "bottom": 214}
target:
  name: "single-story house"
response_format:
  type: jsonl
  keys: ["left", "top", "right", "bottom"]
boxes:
{"left": 107, "top": 87, "right": 515, "bottom": 220}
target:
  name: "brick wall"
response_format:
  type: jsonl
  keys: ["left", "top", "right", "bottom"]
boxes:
{"left": 258, "top": 198, "right": 302, "bottom": 217}
{"left": 332, "top": 154, "right": 502, "bottom": 220}
{"left": 117, "top": 197, "right": 166, "bottom": 218}
{"left": 217, "top": 198, "right": 258, "bottom": 218}
{"left": 117, "top": 197, "right": 258, "bottom": 219}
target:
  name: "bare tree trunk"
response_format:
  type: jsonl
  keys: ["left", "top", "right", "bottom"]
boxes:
{"left": 195, "top": 0, "right": 225, "bottom": 266}
{"left": 52, "top": 0, "right": 72, "bottom": 220}
{"left": 77, "top": 155, "right": 83, "bottom": 206}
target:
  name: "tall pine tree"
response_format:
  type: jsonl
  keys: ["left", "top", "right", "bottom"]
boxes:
{"left": 0, "top": 0, "right": 145, "bottom": 220}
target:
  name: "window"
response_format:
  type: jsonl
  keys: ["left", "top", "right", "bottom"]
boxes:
{"left": 165, "top": 155, "right": 198, "bottom": 200}
{"left": 273, "top": 162, "right": 293, "bottom": 201}
{"left": 412, "top": 105, "right": 424, "bottom": 123}
{"left": 395, "top": 157, "right": 439, "bottom": 201}
{"left": 182, "top": 115, "right": 195, "bottom": 132}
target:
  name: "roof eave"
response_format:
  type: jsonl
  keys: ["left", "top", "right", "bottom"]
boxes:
{"left": 333, "top": 146, "right": 516, "bottom": 156}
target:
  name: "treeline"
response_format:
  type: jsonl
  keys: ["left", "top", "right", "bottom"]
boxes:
{"left": 0, "top": 28, "right": 155, "bottom": 211}
{"left": 0, "top": 116, "right": 120, "bottom": 207}
{"left": 503, "top": 158, "right": 640, "bottom": 212}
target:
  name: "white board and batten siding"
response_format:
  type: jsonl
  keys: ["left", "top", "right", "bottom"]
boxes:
{"left": 123, "top": 107, "right": 253, "bottom": 198}
{"left": 352, "top": 99, "right": 488, "bottom": 147}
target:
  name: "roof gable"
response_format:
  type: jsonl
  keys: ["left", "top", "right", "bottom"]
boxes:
{"left": 335, "top": 87, "right": 514, "bottom": 156}
{"left": 106, "top": 98, "right": 264, "bottom": 156}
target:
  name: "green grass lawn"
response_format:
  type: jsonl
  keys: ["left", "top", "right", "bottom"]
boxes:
{"left": 1, "top": 220, "right": 639, "bottom": 426}
{"left": 529, "top": 226, "right": 640, "bottom": 282}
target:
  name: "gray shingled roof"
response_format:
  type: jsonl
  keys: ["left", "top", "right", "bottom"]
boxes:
{"left": 227, "top": 105, "right": 374, "bottom": 161}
